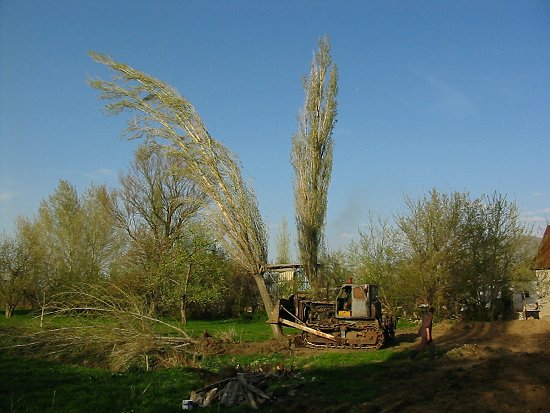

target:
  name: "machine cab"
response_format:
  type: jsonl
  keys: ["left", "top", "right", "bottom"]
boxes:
{"left": 336, "top": 283, "right": 380, "bottom": 320}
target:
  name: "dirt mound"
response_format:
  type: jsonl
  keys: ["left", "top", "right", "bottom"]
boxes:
{"left": 194, "top": 334, "right": 293, "bottom": 356}
{"left": 371, "top": 319, "right": 550, "bottom": 413}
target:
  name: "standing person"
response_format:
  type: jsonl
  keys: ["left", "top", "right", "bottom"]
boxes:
{"left": 410, "top": 306, "right": 436, "bottom": 359}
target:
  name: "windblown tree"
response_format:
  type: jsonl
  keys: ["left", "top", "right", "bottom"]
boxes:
{"left": 291, "top": 36, "right": 338, "bottom": 293}
{"left": 89, "top": 53, "right": 283, "bottom": 337}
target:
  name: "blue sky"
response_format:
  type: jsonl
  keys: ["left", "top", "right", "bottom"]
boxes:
{"left": 1, "top": 1, "right": 549, "bottom": 259}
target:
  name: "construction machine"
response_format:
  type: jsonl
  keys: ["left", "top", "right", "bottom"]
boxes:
{"left": 268, "top": 281, "right": 397, "bottom": 349}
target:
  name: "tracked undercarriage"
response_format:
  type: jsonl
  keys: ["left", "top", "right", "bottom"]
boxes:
{"left": 302, "top": 322, "right": 386, "bottom": 349}
{"left": 269, "top": 282, "right": 396, "bottom": 350}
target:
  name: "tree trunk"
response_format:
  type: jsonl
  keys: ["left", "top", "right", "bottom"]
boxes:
{"left": 252, "top": 273, "right": 283, "bottom": 338}
{"left": 180, "top": 295, "right": 187, "bottom": 325}
{"left": 5, "top": 303, "right": 15, "bottom": 318}
{"left": 180, "top": 261, "right": 192, "bottom": 325}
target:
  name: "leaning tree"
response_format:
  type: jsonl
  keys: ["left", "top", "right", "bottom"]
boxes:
{"left": 89, "top": 53, "right": 282, "bottom": 337}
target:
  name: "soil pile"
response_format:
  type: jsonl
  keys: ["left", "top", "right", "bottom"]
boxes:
{"left": 366, "top": 319, "right": 550, "bottom": 413}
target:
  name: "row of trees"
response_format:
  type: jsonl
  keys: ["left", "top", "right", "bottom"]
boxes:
{"left": 0, "top": 145, "right": 258, "bottom": 320}
{"left": 1, "top": 188, "right": 536, "bottom": 377}
{"left": 320, "top": 190, "right": 538, "bottom": 321}
{"left": 0, "top": 181, "right": 537, "bottom": 322}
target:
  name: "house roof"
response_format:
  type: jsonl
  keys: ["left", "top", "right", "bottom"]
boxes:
{"left": 533, "top": 225, "right": 550, "bottom": 270}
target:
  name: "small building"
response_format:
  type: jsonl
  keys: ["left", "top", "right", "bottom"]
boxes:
{"left": 263, "top": 264, "right": 308, "bottom": 298}
{"left": 533, "top": 225, "right": 550, "bottom": 319}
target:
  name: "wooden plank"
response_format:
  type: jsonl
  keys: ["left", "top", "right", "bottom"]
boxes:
{"left": 237, "top": 375, "right": 259, "bottom": 410}
{"left": 279, "top": 319, "right": 338, "bottom": 342}
{"left": 237, "top": 373, "right": 271, "bottom": 400}
{"left": 192, "top": 377, "right": 232, "bottom": 394}
{"left": 220, "top": 380, "right": 240, "bottom": 406}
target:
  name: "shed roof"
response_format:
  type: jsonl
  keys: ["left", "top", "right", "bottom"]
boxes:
{"left": 533, "top": 225, "right": 550, "bottom": 270}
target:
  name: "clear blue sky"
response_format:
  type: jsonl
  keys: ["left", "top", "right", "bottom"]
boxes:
{"left": 1, "top": 1, "right": 549, "bottom": 259}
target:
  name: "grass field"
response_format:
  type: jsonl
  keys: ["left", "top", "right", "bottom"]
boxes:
{"left": 0, "top": 311, "right": 408, "bottom": 413}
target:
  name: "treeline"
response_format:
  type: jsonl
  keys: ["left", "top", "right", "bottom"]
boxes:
{"left": 0, "top": 144, "right": 258, "bottom": 321}
{"left": 0, "top": 147, "right": 537, "bottom": 322}
{"left": 319, "top": 191, "right": 538, "bottom": 321}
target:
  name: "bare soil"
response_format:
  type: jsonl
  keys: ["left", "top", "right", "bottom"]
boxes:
{"left": 199, "top": 319, "right": 550, "bottom": 412}
{"left": 368, "top": 319, "right": 550, "bottom": 413}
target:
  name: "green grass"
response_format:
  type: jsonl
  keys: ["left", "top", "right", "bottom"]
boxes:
{"left": 0, "top": 312, "right": 413, "bottom": 412}
{"left": 0, "top": 347, "right": 404, "bottom": 413}
{"left": 0, "top": 311, "right": 278, "bottom": 342}
{"left": 0, "top": 352, "right": 202, "bottom": 413}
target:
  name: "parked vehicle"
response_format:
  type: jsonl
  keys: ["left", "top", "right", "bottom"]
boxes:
{"left": 513, "top": 291, "right": 540, "bottom": 320}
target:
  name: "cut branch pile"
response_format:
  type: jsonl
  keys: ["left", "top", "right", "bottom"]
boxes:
{"left": 188, "top": 369, "right": 304, "bottom": 410}
{"left": 16, "top": 283, "right": 196, "bottom": 370}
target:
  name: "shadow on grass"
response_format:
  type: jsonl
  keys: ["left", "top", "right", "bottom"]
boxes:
{"left": 0, "top": 350, "right": 203, "bottom": 413}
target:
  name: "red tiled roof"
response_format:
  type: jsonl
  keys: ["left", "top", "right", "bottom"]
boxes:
{"left": 534, "top": 225, "right": 550, "bottom": 269}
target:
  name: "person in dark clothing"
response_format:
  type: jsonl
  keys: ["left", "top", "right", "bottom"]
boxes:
{"left": 410, "top": 307, "right": 436, "bottom": 359}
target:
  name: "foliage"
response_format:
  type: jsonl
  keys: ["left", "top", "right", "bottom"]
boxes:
{"left": 318, "top": 248, "right": 353, "bottom": 290}
{"left": 292, "top": 36, "right": 338, "bottom": 293}
{"left": 451, "top": 193, "right": 529, "bottom": 320}
{"left": 102, "top": 144, "right": 208, "bottom": 317}
{"left": 15, "top": 217, "right": 56, "bottom": 308}
{"left": 395, "top": 190, "right": 467, "bottom": 313}
{"left": 166, "top": 231, "right": 235, "bottom": 321}
{"left": 395, "top": 189, "right": 532, "bottom": 320}
{"left": 37, "top": 181, "right": 122, "bottom": 286}
{"left": 105, "top": 144, "right": 206, "bottom": 243}
{"left": 9, "top": 181, "right": 124, "bottom": 310}
{"left": 346, "top": 214, "right": 405, "bottom": 313}
{"left": 0, "top": 233, "right": 30, "bottom": 317}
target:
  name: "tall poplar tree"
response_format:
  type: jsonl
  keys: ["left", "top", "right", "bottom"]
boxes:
{"left": 291, "top": 36, "right": 338, "bottom": 292}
